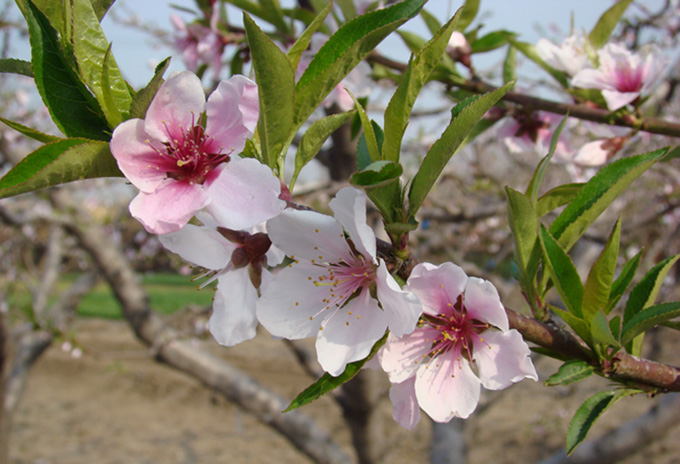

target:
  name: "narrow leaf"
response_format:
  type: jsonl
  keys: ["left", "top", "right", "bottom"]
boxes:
{"left": 545, "top": 360, "right": 593, "bottom": 386}
{"left": 454, "top": 0, "right": 479, "bottom": 32}
{"left": 526, "top": 115, "right": 569, "bottom": 204}
{"left": 0, "top": 116, "right": 60, "bottom": 143}
{"left": 419, "top": 9, "right": 441, "bottom": 36}
{"left": 408, "top": 81, "right": 514, "bottom": 217}
{"left": 540, "top": 225, "right": 583, "bottom": 318}
{"left": 509, "top": 38, "right": 569, "bottom": 88}
{"left": 536, "top": 183, "right": 582, "bottom": 217}
{"left": 590, "top": 309, "right": 620, "bottom": 348}
{"left": 0, "top": 139, "right": 121, "bottom": 199}
{"left": 621, "top": 302, "right": 680, "bottom": 345}
{"left": 552, "top": 307, "right": 592, "bottom": 346}
{"left": 582, "top": 219, "right": 621, "bottom": 322}
{"left": 0, "top": 58, "right": 33, "bottom": 77}
{"left": 624, "top": 254, "right": 680, "bottom": 325}
{"left": 129, "top": 57, "right": 171, "bottom": 120}
{"left": 352, "top": 95, "right": 380, "bottom": 163}
{"left": 285, "top": 332, "right": 388, "bottom": 411}
{"left": 607, "top": 249, "right": 642, "bottom": 313}
{"left": 566, "top": 389, "right": 637, "bottom": 455}
{"left": 505, "top": 187, "right": 538, "bottom": 278}
{"left": 589, "top": 0, "right": 633, "bottom": 49}
{"left": 287, "top": 2, "right": 333, "bottom": 70}
{"left": 470, "top": 30, "right": 515, "bottom": 53}
{"left": 550, "top": 148, "right": 667, "bottom": 252}
{"left": 503, "top": 44, "right": 516, "bottom": 83}
{"left": 382, "top": 12, "right": 458, "bottom": 162}
{"left": 244, "top": 13, "right": 295, "bottom": 169}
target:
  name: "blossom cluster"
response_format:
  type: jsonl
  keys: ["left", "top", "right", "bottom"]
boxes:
{"left": 109, "top": 70, "right": 537, "bottom": 428}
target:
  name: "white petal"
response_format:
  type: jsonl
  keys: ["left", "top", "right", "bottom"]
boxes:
{"left": 464, "top": 277, "right": 508, "bottom": 331}
{"left": 573, "top": 140, "right": 609, "bottom": 166}
{"left": 472, "top": 329, "right": 538, "bottom": 390}
{"left": 415, "top": 355, "right": 480, "bottom": 421}
{"left": 145, "top": 71, "right": 206, "bottom": 143}
{"left": 160, "top": 224, "right": 235, "bottom": 270}
{"left": 329, "top": 187, "right": 377, "bottom": 260}
{"left": 256, "top": 263, "right": 328, "bottom": 339}
{"left": 389, "top": 377, "right": 421, "bottom": 430}
{"left": 406, "top": 262, "right": 467, "bottom": 317}
{"left": 601, "top": 90, "right": 639, "bottom": 111}
{"left": 376, "top": 261, "right": 422, "bottom": 337}
{"left": 204, "top": 158, "right": 285, "bottom": 230}
{"left": 315, "top": 290, "right": 388, "bottom": 376}
{"left": 206, "top": 75, "right": 259, "bottom": 154}
{"left": 266, "top": 209, "right": 352, "bottom": 262}
{"left": 571, "top": 68, "right": 611, "bottom": 91}
{"left": 209, "top": 268, "right": 259, "bottom": 346}
{"left": 378, "top": 329, "right": 439, "bottom": 383}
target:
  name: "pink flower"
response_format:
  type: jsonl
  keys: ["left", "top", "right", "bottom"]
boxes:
{"left": 160, "top": 214, "right": 284, "bottom": 346}
{"left": 170, "top": 5, "right": 224, "bottom": 73}
{"left": 446, "top": 31, "right": 471, "bottom": 68}
{"left": 256, "top": 187, "right": 422, "bottom": 376}
{"left": 571, "top": 43, "right": 666, "bottom": 110}
{"left": 536, "top": 32, "right": 590, "bottom": 77}
{"left": 110, "top": 71, "right": 284, "bottom": 234}
{"left": 496, "top": 111, "right": 573, "bottom": 159}
{"left": 379, "top": 262, "right": 537, "bottom": 428}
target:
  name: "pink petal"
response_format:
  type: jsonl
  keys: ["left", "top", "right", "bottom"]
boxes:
{"left": 129, "top": 180, "right": 209, "bottom": 234}
{"left": 329, "top": 187, "right": 377, "bottom": 260}
{"left": 266, "top": 209, "right": 352, "bottom": 263}
{"left": 601, "top": 90, "right": 639, "bottom": 111}
{"left": 415, "top": 355, "right": 480, "bottom": 421}
{"left": 472, "top": 329, "right": 538, "bottom": 390}
{"left": 315, "top": 290, "right": 389, "bottom": 376}
{"left": 406, "top": 262, "right": 467, "bottom": 317}
{"left": 109, "top": 119, "right": 168, "bottom": 193}
{"left": 145, "top": 71, "right": 206, "bottom": 143}
{"left": 256, "top": 262, "right": 329, "bottom": 339}
{"left": 206, "top": 75, "right": 259, "bottom": 154}
{"left": 378, "top": 329, "right": 439, "bottom": 383}
{"left": 389, "top": 378, "right": 421, "bottom": 430}
{"left": 159, "top": 223, "right": 235, "bottom": 270}
{"left": 573, "top": 140, "right": 609, "bottom": 166}
{"left": 204, "top": 158, "right": 284, "bottom": 230}
{"left": 375, "top": 261, "right": 422, "bottom": 337}
{"left": 464, "top": 277, "right": 508, "bottom": 331}
{"left": 210, "top": 268, "right": 259, "bottom": 346}
{"left": 571, "top": 68, "right": 610, "bottom": 91}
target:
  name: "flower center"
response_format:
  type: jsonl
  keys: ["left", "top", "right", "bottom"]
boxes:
{"left": 153, "top": 114, "right": 230, "bottom": 184}
{"left": 311, "top": 249, "right": 376, "bottom": 313}
{"left": 614, "top": 64, "right": 643, "bottom": 93}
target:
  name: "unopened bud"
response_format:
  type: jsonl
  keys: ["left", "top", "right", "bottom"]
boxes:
{"left": 446, "top": 32, "right": 472, "bottom": 68}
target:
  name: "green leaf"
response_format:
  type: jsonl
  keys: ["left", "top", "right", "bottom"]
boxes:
{"left": 382, "top": 13, "right": 458, "bottom": 162}
{"left": 549, "top": 148, "right": 667, "bottom": 252}
{"left": 0, "top": 116, "right": 60, "bottom": 143}
{"left": 259, "top": 0, "right": 290, "bottom": 34}
{"left": 607, "top": 249, "right": 642, "bottom": 313}
{"left": 454, "top": 0, "right": 479, "bottom": 32}
{"left": 470, "top": 30, "right": 515, "bottom": 54}
{"left": 566, "top": 389, "right": 637, "bottom": 455}
{"left": 352, "top": 95, "right": 380, "bottom": 163}
{"left": 351, "top": 160, "right": 402, "bottom": 187}
{"left": 503, "top": 44, "right": 516, "bottom": 83}
{"left": 582, "top": 219, "right": 621, "bottom": 322}
{"left": 70, "top": 0, "right": 132, "bottom": 126}
{"left": 621, "top": 302, "right": 680, "bottom": 346}
{"left": 335, "top": 0, "right": 357, "bottom": 21}
{"left": 509, "top": 38, "right": 569, "bottom": 88}
{"left": 535, "top": 184, "right": 582, "bottom": 217}
{"left": 552, "top": 307, "right": 592, "bottom": 346}
{"left": 624, "top": 254, "right": 680, "bottom": 328}
{"left": 505, "top": 187, "right": 538, "bottom": 281}
{"left": 352, "top": 160, "right": 403, "bottom": 224}
{"left": 0, "top": 139, "right": 121, "bottom": 199}
{"left": 91, "top": 0, "right": 115, "bottom": 20}
{"left": 294, "top": 0, "right": 427, "bottom": 129}
{"left": 526, "top": 115, "right": 570, "bottom": 204}
{"left": 590, "top": 309, "right": 620, "bottom": 348}
{"left": 285, "top": 332, "right": 388, "bottom": 411}
{"left": 129, "top": 57, "right": 171, "bottom": 120}
{"left": 408, "top": 80, "right": 514, "bottom": 217}
{"left": 540, "top": 225, "right": 583, "bottom": 318}
{"left": 545, "top": 360, "right": 593, "bottom": 386}
{"left": 292, "top": 111, "right": 355, "bottom": 189}
{"left": 419, "top": 9, "right": 442, "bottom": 36}
{"left": 17, "top": 0, "right": 110, "bottom": 140}
{"left": 226, "top": 0, "right": 287, "bottom": 30}
{"left": 287, "top": 2, "right": 333, "bottom": 70}
{"left": 589, "top": 0, "right": 633, "bottom": 49}
{"left": 0, "top": 58, "right": 33, "bottom": 77}
{"left": 244, "top": 13, "right": 295, "bottom": 170}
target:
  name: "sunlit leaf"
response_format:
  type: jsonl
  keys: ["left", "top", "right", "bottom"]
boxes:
{"left": 545, "top": 360, "right": 593, "bottom": 386}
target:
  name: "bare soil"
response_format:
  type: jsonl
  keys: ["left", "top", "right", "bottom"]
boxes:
{"left": 8, "top": 318, "right": 680, "bottom": 464}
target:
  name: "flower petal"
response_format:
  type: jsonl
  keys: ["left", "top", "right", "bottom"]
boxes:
{"left": 204, "top": 158, "right": 284, "bottom": 230}
{"left": 415, "top": 355, "right": 480, "bottom": 421}
{"left": 256, "top": 262, "right": 328, "bottom": 339}
{"left": 110, "top": 119, "right": 169, "bottom": 193}
{"left": 472, "top": 329, "right": 538, "bottom": 390}
{"left": 329, "top": 187, "right": 377, "bottom": 260}
{"left": 601, "top": 90, "right": 639, "bottom": 111}
{"left": 379, "top": 329, "right": 439, "bottom": 383}
{"left": 315, "top": 289, "right": 389, "bottom": 376}
{"left": 266, "top": 209, "right": 352, "bottom": 263}
{"left": 206, "top": 75, "right": 259, "bottom": 154}
{"left": 572, "top": 68, "right": 611, "bottom": 91}
{"left": 406, "top": 262, "right": 467, "bottom": 317}
{"left": 464, "top": 277, "right": 508, "bottom": 331}
{"left": 389, "top": 377, "right": 421, "bottom": 430}
{"left": 376, "top": 261, "right": 422, "bottom": 337}
{"left": 129, "top": 180, "right": 209, "bottom": 234}
{"left": 573, "top": 140, "right": 609, "bottom": 166}
{"left": 210, "top": 268, "right": 259, "bottom": 346}
{"left": 159, "top": 223, "right": 235, "bottom": 270}
{"left": 144, "top": 71, "right": 206, "bottom": 143}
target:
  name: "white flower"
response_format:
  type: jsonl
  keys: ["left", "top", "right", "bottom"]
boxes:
{"left": 536, "top": 32, "right": 590, "bottom": 76}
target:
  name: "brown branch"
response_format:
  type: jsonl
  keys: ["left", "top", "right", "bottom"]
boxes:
{"left": 368, "top": 53, "right": 680, "bottom": 138}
